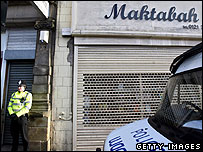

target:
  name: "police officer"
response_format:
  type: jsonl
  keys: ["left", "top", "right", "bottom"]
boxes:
{"left": 8, "top": 80, "right": 32, "bottom": 151}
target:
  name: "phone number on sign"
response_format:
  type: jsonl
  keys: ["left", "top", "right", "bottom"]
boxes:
{"left": 183, "top": 24, "right": 202, "bottom": 30}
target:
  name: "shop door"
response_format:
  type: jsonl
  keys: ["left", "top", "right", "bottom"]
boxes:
{"left": 3, "top": 61, "right": 34, "bottom": 144}
{"left": 73, "top": 45, "right": 190, "bottom": 150}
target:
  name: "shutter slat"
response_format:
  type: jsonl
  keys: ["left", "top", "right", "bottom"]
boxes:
{"left": 7, "top": 29, "right": 37, "bottom": 50}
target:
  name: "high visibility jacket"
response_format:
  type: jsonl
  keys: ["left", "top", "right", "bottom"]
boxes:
{"left": 8, "top": 91, "right": 32, "bottom": 117}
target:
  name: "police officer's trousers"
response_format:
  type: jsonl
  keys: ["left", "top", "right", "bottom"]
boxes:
{"left": 10, "top": 115, "right": 29, "bottom": 151}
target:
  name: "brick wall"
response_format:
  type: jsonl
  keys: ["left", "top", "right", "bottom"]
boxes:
{"left": 51, "top": 1, "right": 73, "bottom": 151}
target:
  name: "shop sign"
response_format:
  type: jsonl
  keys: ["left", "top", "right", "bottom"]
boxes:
{"left": 104, "top": 4, "right": 199, "bottom": 23}
{"left": 73, "top": 1, "right": 202, "bottom": 35}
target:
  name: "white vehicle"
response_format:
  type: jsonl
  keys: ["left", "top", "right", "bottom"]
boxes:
{"left": 104, "top": 42, "right": 202, "bottom": 151}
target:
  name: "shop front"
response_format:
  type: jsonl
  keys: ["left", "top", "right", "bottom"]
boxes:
{"left": 70, "top": 1, "right": 202, "bottom": 150}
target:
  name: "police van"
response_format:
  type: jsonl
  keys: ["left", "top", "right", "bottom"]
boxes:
{"left": 103, "top": 42, "right": 202, "bottom": 151}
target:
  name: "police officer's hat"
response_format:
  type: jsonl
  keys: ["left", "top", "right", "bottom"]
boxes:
{"left": 17, "top": 80, "right": 27, "bottom": 87}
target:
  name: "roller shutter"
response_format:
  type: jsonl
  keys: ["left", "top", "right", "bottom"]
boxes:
{"left": 3, "top": 61, "right": 34, "bottom": 144}
{"left": 74, "top": 45, "right": 190, "bottom": 151}
{"left": 7, "top": 28, "right": 37, "bottom": 51}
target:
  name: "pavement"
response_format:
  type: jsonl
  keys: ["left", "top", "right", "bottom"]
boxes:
{"left": 1, "top": 145, "right": 23, "bottom": 151}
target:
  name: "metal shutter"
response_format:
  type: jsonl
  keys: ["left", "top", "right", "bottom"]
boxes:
{"left": 74, "top": 45, "right": 190, "bottom": 151}
{"left": 7, "top": 28, "right": 37, "bottom": 50}
{"left": 3, "top": 61, "right": 34, "bottom": 144}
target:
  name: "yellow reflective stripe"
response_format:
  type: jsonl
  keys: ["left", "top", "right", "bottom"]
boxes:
{"left": 8, "top": 107, "right": 14, "bottom": 115}
{"left": 12, "top": 107, "right": 21, "bottom": 111}
{"left": 11, "top": 93, "right": 15, "bottom": 98}
{"left": 9, "top": 99, "right": 15, "bottom": 102}
{"left": 9, "top": 102, "right": 22, "bottom": 111}
{"left": 8, "top": 101, "right": 13, "bottom": 106}
{"left": 16, "top": 107, "right": 29, "bottom": 117}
